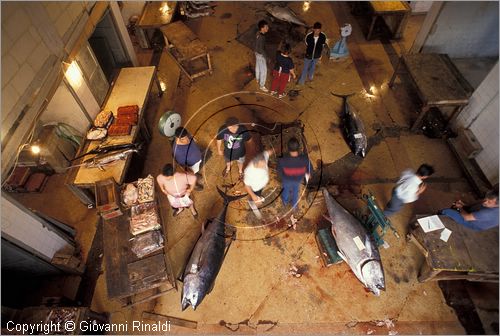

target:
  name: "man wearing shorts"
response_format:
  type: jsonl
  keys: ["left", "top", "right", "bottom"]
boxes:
{"left": 216, "top": 117, "right": 252, "bottom": 179}
{"left": 156, "top": 163, "right": 198, "bottom": 217}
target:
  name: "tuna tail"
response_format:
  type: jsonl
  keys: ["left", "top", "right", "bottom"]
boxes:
{"left": 330, "top": 91, "right": 355, "bottom": 99}
{"left": 216, "top": 186, "right": 246, "bottom": 205}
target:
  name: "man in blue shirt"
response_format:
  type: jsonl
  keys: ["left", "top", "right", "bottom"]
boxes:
{"left": 278, "top": 137, "right": 311, "bottom": 212}
{"left": 439, "top": 189, "right": 499, "bottom": 231}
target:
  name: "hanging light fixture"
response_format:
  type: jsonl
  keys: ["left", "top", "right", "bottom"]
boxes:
{"left": 64, "top": 60, "right": 83, "bottom": 88}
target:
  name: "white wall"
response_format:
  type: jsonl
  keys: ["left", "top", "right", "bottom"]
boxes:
{"left": 454, "top": 63, "right": 499, "bottom": 185}
{"left": 409, "top": 1, "right": 433, "bottom": 14}
{"left": 39, "top": 82, "right": 91, "bottom": 131}
{"left": 1, "top": 195, "right": 71, "bottom": 261}
{"left": 422, "top": 1, "right": 499, "bottom": 58}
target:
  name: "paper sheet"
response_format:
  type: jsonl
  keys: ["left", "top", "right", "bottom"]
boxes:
{"left": 440, "top": 228, "right": 452, "bottom": 242}
{"left": 417, "top": 215, "right": 445, "bottom": 232}
{"left": 353, "top": 236, "right": 366, "bottom": 251}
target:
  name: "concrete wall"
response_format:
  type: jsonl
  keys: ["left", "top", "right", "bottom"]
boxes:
{"left": 1, "top": 195, "right": 71, "bottom": 261}
{"left": 422, "top": 1, "right": 499, "bottom": 58}
{"left": 1, "top": 1, "right": 91, "bottom": 175}
{"left": 454, "top": 63, "right": 499, "bottom": 185}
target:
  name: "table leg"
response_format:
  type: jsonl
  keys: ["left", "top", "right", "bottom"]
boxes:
{"left": 447, "top": 105, "right": 463, "bottom": 125}
{"left": 388, "top": 59, "right": 401, "bottom": 88}
{"left": 366, "top": 16, "right": 377, "bottom": 41}
{"left": 411, "top": 104, "right": 430, "bottom": 132}
{"left": 417, "top": 261, "right": 441, "bottom": 282}
{"left": 154, "top": 69, "right": 164, "bottom": 97}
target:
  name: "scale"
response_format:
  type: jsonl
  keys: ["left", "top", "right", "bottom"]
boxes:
{"left": 158, "top": 111, "right": 182, "bottom": 138}
{"left": 330, "top": 23, "right": 352, "bottom": 60}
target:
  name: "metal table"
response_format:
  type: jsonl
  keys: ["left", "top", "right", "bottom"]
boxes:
{"left": 353, "top": 1, "right": 411, "bottom": 40}
{"left": 407, "top": 215, "right": 498, "bottom": 282}
{"left": 389, "top": 53, "right": 473, "bottom": 131}
{"left": 66, "top": 66, "right": 157, "bottom": 205}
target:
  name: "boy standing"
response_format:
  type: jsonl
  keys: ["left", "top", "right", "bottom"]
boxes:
{"left": 216, "top": 117, "right": 252, "bottom": 179}
{"left": 278, "top": 137, "right": 311, "bottom": 211}
{"left": 270, "top": 43, "right": 296, "bottom": 99}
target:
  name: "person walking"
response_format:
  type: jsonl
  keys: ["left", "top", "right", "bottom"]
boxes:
{"left": 255, "top": 20, "right": 270, "bottom": 92}
{"left": 216, "top": 117, "right": 252, "bottom": 179}
{"left": 278, "top": 137, "right": 311, "bottom": 212}
{"left": 172, "top": 126, "right": 204, "bottom": 190}
{"left": 270, "top": 43, "right": 296, "bottom": 99}
{"left": 438, "top": 188, "right": 499, "bottom": 231}
{"left": 156, "top": 163, "right": 198, "bottom": 217}
{"left": 298, "top": 22, "right": 327, "bottom": 85}
{"left": 383, "top": 164, "right": 435, "bottom": 217}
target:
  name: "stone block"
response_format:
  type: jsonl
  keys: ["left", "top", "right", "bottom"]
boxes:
{"left": 3, "top": 7, "right": 30, "bottom": 41}
{"left": 55, "top": 12, "right": 72, "bottom": 38}
{"left": 1, "top": 32, "right": 13, "bottom": 56}
{"left": 1, "top": 84, "right": 20, "bottom": 116}
{"left": 27, "top": 43, "right": 51, "bottom": 73}
{"left": 1, "top": 54, "right": 19, "bottom": 85}
{"left": 44, "top": 1, "right": 62, "bottom": 22}
{"left": 11, "top": 30, "right": 38, "bottom": 65}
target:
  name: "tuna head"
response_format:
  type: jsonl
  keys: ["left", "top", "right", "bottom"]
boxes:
{"left": 181, "top": 274, "right": 206, "bottom": 311}
{"left": 361, "top": 260, "right": 385, "bottom": 296}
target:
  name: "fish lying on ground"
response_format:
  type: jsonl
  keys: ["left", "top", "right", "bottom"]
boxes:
{"left": 331, "top": 92, "right": 368, "bottom": 158}
{"left": 265, "top": 4, "right": 307, "bottom": 26}
{"left": 181, "top": 187, "right": 246, "bottom": 310}
{"left": 322, "top": 188, "right": 385, "bottom": 296}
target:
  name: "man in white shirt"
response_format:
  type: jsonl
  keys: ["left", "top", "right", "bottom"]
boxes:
{"left": 244, "top": 150, "right": 273, "bottom": 204}
{"left": 383, "top": 164, "right": 435, "bottom": 217}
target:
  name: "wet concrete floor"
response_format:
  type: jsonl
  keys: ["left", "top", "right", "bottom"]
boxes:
{"left": 10, "top": 2, "right": 498, "bottom": 335}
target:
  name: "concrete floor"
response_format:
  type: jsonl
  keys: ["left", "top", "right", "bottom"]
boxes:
{"left": 10, "top": 2, "right": 498, "bottom": 335}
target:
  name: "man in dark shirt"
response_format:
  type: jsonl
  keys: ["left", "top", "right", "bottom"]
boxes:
{"left": 278, "top": 137, "right": 311, "bottom": 211}
{"left": 255, "top": 20, "right": 269, "bottom": 92}
{"left": 216, "top": 117, "right": 252, "bottom": 179}
{"left": 298, "top": 22, "right": 327, "bottom": 85}
{"left": 270, "top": 43, "right": 296, "bottom": 99}
{"left": 172, "top": 127, "right": 202, "bottom": 173}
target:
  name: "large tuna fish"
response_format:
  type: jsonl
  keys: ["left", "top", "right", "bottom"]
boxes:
{"left": 265, "top": 4, "right": 307, "bottom": 26}
{"left": 332, "top": 92, "right": 368, "bottom": 158}
{"left": 322, "top": 188, "right": 385, "bottom": 296}
{"left": 181, "top": 187, "right": 245, "bottom": 310}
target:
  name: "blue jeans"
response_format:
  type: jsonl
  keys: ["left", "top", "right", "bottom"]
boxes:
{"left": 298, "top": 58, "right": 319, "bottom": 84}
{"left": 383, "top": 189, "right": 404, "bottom": 217}
{"left": 281, "top": 180, "right": 300, "bottom": 210}
{"left": 440, "top": 209, "right": 467, "bottom": 226}
{"left": 255, "top": 53, "right": 267, "bottom": 88}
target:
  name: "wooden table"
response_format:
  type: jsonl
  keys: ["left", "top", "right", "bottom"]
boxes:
{"left": 161, "top": 21, "right": 213, "bottom": 81}
{"left": 103, "top": 197, "right": 176, "bottom": 307}
{"left": 407, "top": 215, "right": 499, "bottom": 282}
{"left": 66, "top": 66, "right": 157, "bottom": 205}
{"left": 136, "top": 2, "right": 177, "bottom": 49}
{"left": 389, "top": 53, "right": 473, "bottom": 131}
{"left": 353, "top": 1, "right": 411, "bottom": 40}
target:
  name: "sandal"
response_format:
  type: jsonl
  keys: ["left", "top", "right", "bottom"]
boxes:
{"left": 238, "top": 172, "right": 244, "bottom": 180}
{"left": 222, "top": 168, "right": 230, "bottom": 177}
{"left": 190, "top": 206, "right": 199, "bottom": 219}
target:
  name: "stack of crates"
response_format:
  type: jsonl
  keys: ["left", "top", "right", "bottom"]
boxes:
{"left": 95, "top": 178, "right": 123, "bottom": 220}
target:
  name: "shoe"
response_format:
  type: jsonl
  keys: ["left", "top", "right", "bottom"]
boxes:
{"left": 278, "top": 92, "right": 287, "bottom": 99}
{"left": 173, "top": 208, "right": 184, "bottom": 217}
{"left": 260, "top": 86, "right": 269, "bottom": 92}
{"left": 270, "top": 90, "right": 277, "bottom": 95}
{"left": 222, "top": 168, "right": 230, "bottom": 177}
{"left": 238, "top": 172, "right": 244, "bottom": 180}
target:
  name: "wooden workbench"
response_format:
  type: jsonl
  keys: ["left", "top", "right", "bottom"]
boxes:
{"left": 352, "top": 1, "right": 411, "bottom": 40}
{"left": 389, "top": 53, "right": 473, "bottom": 131}
{"left": 407, "top": 215, "right": 499, "bottom": 282}
{"left": 103, "top": 196, "right": 176, "bottom": 307}
{"left": 135, "top": 2, "right": 177, "bottom": 49}
{"left": 161, "top": 21, "right": 213, "bottom": 81}
{"left": 66, "top": 66, "right": 156, "bottom": 205}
